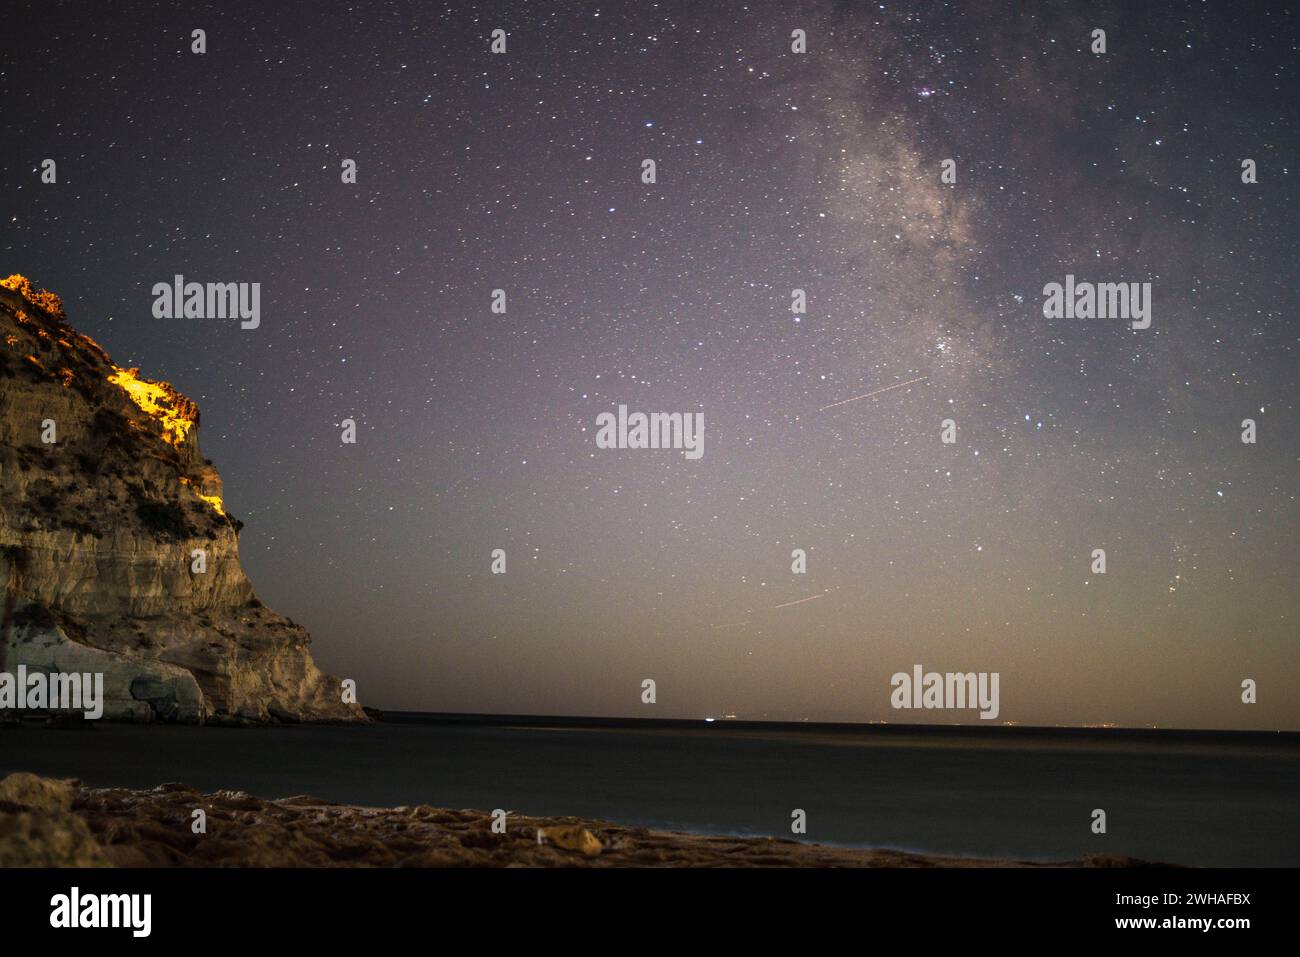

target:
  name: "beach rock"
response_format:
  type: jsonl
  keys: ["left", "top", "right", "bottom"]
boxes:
{"left": 0, "top": 771, "right": 78, "bottom": 811}
{"left": 0, "top": 772, "right": 110, "bottom": 866}
{"left": 0, "top": 275, "right": 365, "bottom": 724}
{"left": 0, "top": 808, "right": 111, "bottom": 866}
{"left": 539, "top": 824, "right": 603, "bottom": 857}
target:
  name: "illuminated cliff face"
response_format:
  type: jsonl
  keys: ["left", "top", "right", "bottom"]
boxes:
{"left": 1, "top": 273, "right": 65, "bottom": 320}
{"left": 106, "top": 366, "right": 199, "bottom": 450}
{"left": 179, "top": 476, "right": 227, "bottom": 516}
{"left": 3, "top": 271, "right": 224, "bottom": 518}
{"left": 0, "top": 272, "right": 366, "bottom": 724}
{"left": 104, "top": 368, "right": 226, "bottom": 515}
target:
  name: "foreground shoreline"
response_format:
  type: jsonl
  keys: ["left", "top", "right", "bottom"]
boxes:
{"left": 1, "top": 773, "right": 1163, "bottom": 868}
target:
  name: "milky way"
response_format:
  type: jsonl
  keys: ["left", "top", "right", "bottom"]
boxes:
{"left": 4, "top": 0, "right": 1296, "bottom": 727}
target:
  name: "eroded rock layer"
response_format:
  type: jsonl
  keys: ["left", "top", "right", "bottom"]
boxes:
{"left": 0, "top": 276, "right": 363, "bottom": 724}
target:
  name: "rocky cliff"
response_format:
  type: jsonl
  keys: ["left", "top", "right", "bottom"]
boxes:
{"left": 0, "top": 275, "right": 364, "bottom": 724}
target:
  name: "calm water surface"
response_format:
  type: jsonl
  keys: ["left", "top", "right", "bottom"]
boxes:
{"left": 2, "top": 719, "right": 1296, "bottom": 866}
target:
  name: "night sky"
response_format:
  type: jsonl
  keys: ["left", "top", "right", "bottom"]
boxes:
{"left": 4, "top": 1, "right": 1296, "bottom": 728}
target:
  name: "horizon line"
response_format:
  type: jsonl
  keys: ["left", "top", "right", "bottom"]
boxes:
{"left": 369, "top": 709, "right": 1298, "bottom": 738}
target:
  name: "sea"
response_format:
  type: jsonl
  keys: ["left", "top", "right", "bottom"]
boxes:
{"left": 2, "top": 714, "right": 1297, "bottom": 866}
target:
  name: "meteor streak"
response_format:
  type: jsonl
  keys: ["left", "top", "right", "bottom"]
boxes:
{"left": 773, "top": 593, "right": 826, "bottom": 610}
{"left": 819, "top": 376, "right": 928, "bottom": 412}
